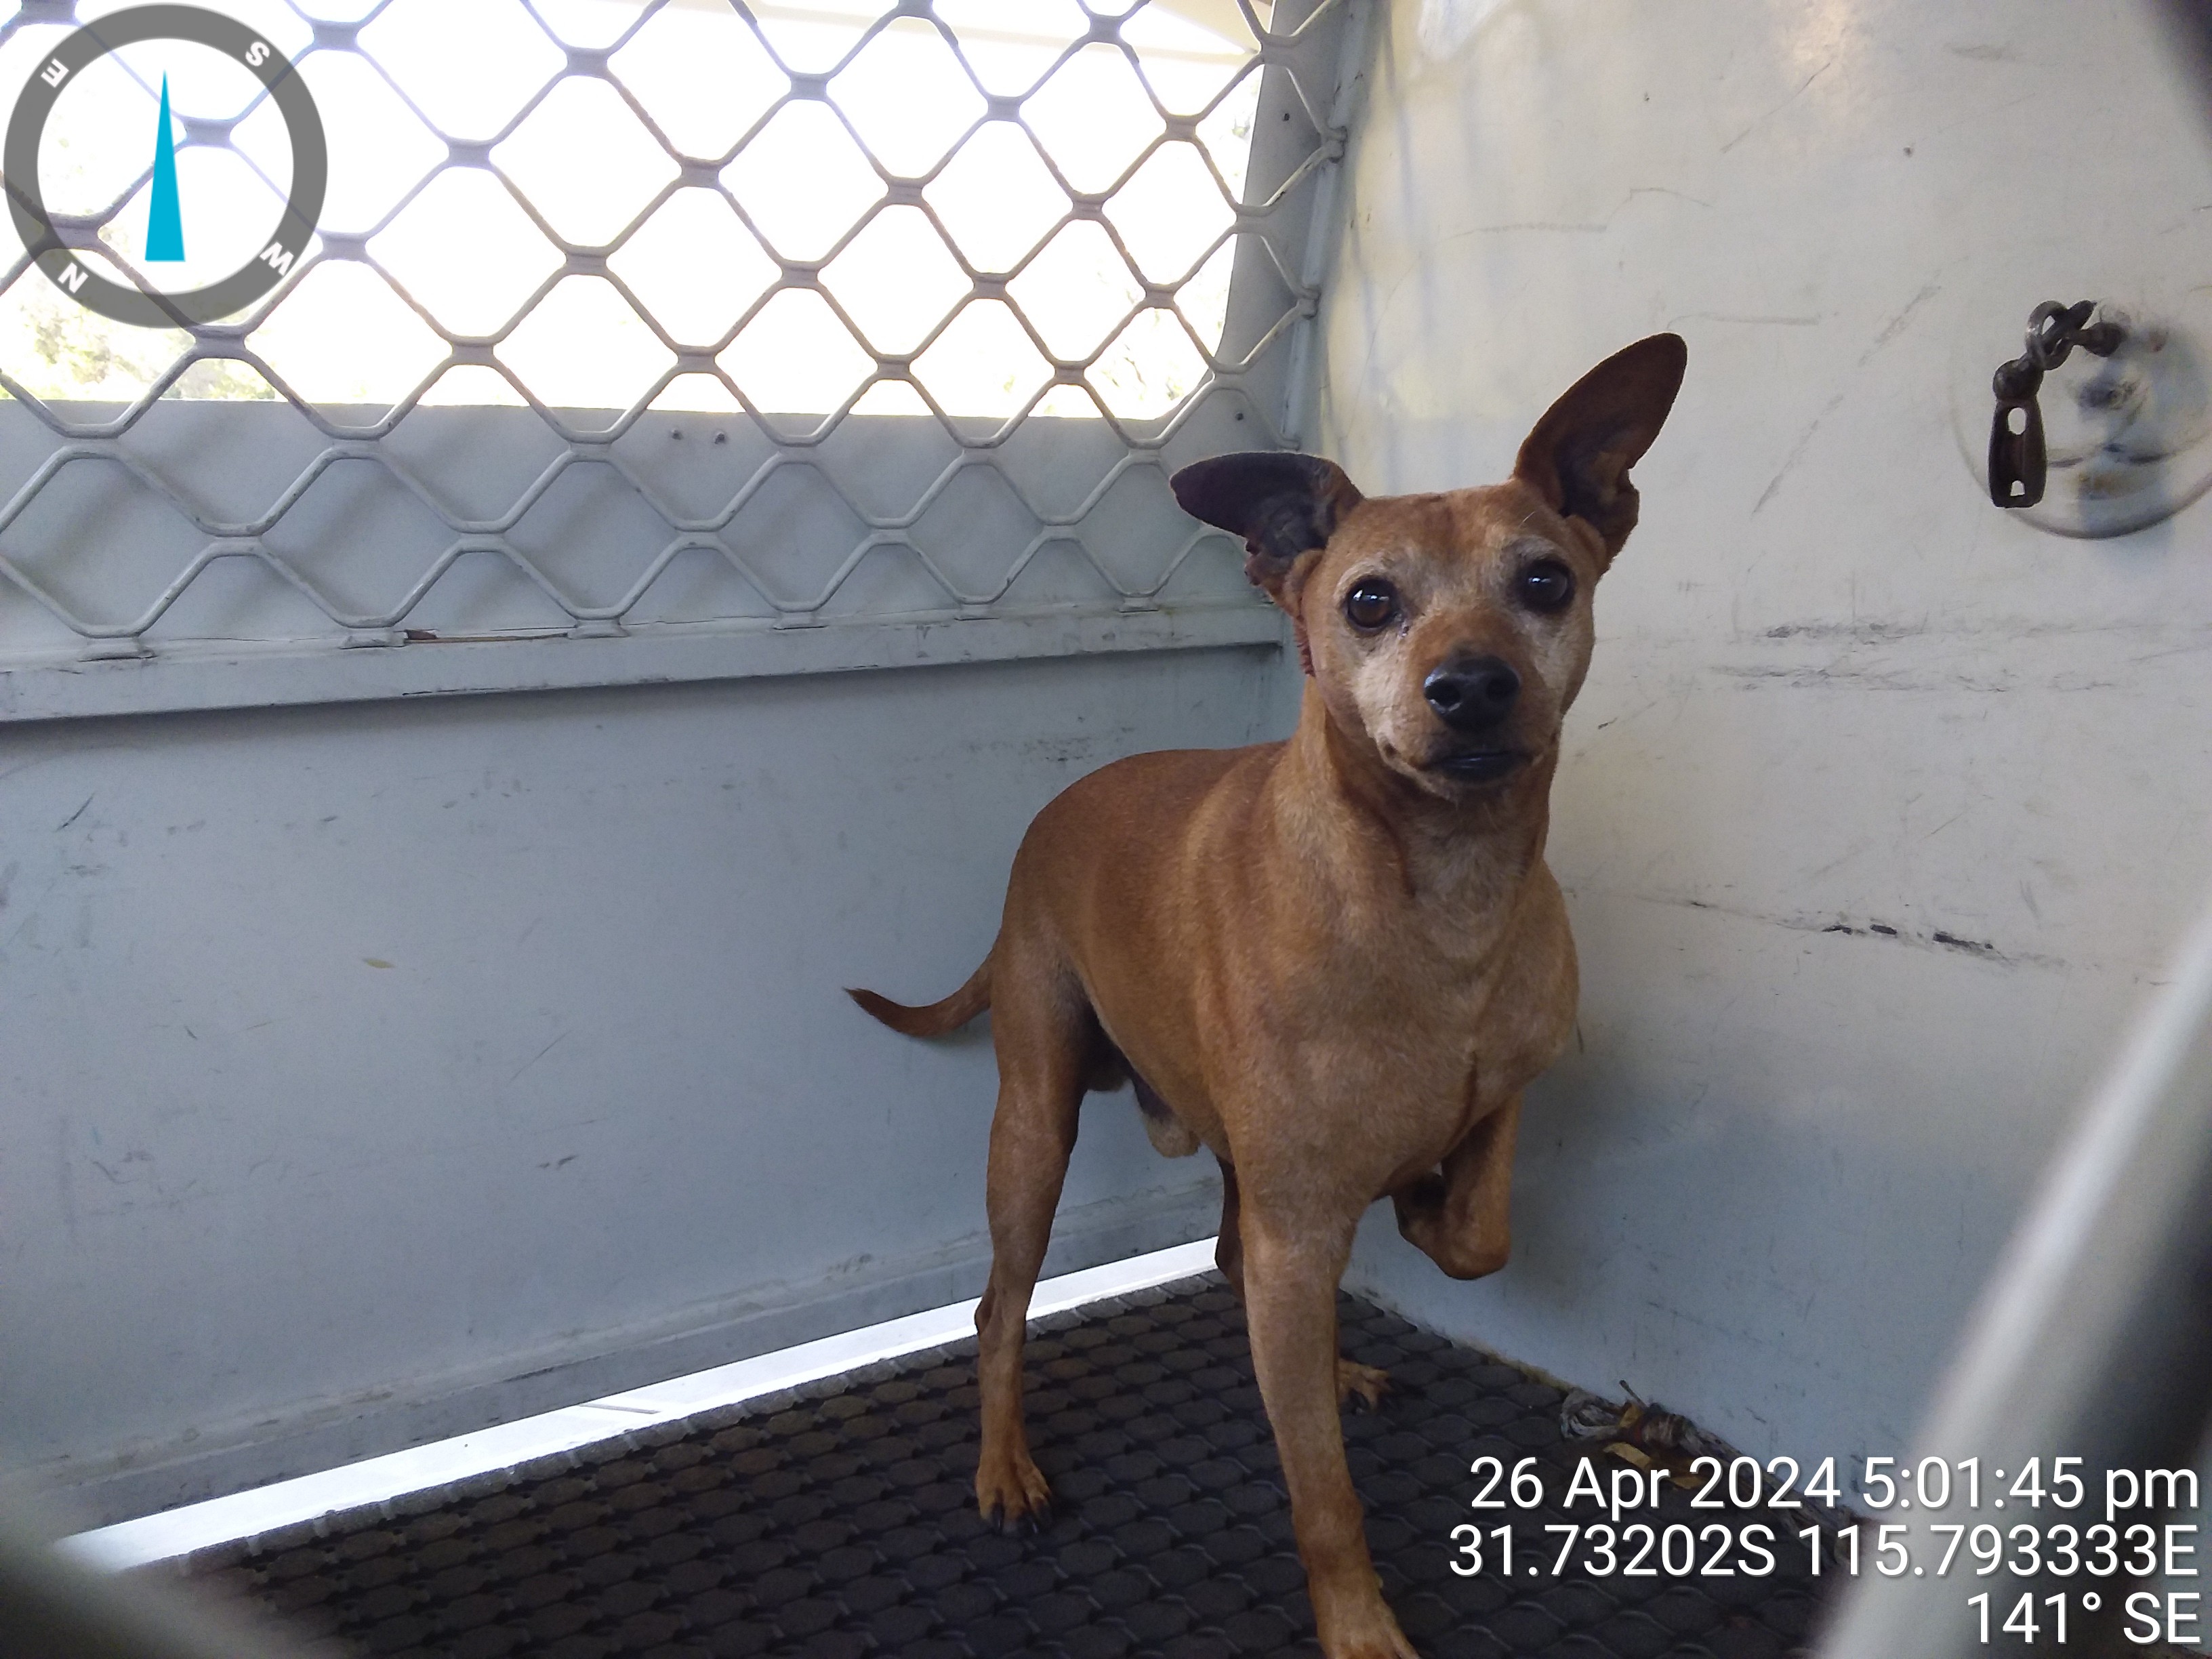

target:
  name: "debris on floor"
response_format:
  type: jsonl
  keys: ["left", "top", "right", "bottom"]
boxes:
{"left": 1561, "top": 1385, "right": 1734, "bottom": 1481}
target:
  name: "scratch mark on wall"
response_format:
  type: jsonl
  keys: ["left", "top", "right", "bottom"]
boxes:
{"left": 1720, "top": 60, "right": 1833, "bottom": 153}
{"left": 1717, "top": 661, "right": 2020, "bottom": 693}
{"left": 1932, "top": 89, "right": 2038, "bottom": 138}
{"left": 1456, "top": 185, "right": 1719, "bottom": 243}
{"left": 1628, "top": 186, "right": 1713, "bottom": 209}
{"left": 1752, "top": 392, "right": 1846, "bottom": 515}
{"left": 1349, "top": 186, "right": 1717, "bottom": 399}
{"left": 512, "top": 1031, "right": 570, "bottom": 1084}
{"left": 1861, "top": 282, "right": 1940, "bottom": 363}
{"left": 1590, "top": 695, "right": 1671, "bottom": 734}
{"left": 56, "top": 794, "right": 93, "bottom": 832}
{"left": 1672, "top": 312, "right": 1823, "bottom": 329}
{"left": 1762, "top": 620, "right": 1924, "bottom": 642}
{"left": 1930, "top": 931, "right": 2003, "bottom": 960}
{"left": 1647, "top": 892, "right": 2055, "bottom": 968}
{"left": 1460, "top": 219, "right": 1610, "bottom": 235}
{"left": 1735, "top": 280, "right": 1936, "bottom": 521}
{"left": 5, "top": 871, "right": 64, "bottom": 949}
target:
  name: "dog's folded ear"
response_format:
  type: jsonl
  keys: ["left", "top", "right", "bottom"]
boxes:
{"left": 1170, "top": 451, "right": 1364, "bottom": 597}
{"left": 1514, "top": 333, "right": 1686, "bottom": 560}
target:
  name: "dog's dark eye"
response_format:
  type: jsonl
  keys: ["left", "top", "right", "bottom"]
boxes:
{"left": 1343, "top": 579, "right": 1399, "bottom": 632}
{"left": 1515, "top": 559, "right": 1576, "bottom": 613}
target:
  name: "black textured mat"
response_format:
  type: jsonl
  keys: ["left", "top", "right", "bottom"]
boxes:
{"left": 178, "top": 1275, "right": 1830, "bottom": 1658}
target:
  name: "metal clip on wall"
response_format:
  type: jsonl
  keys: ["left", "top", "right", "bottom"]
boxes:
{"left": 1988, "top": 300, "right": 2125, "bottom": 507}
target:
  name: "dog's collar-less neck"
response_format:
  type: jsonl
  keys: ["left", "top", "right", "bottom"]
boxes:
{"left": 1284, "top": 691, "right": 1551, "bottom": 911}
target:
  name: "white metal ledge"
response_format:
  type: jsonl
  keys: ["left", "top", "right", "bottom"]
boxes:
{"left": 0, "top": 599, "right": 1286, "bottom": 724}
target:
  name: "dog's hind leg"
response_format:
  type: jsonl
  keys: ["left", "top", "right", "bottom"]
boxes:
{"left": 971, "top": 956, "right": 1089, "bottom": 1532}
{"left": 1214, "top": 1155, "right": 1245, "bottom": 1297}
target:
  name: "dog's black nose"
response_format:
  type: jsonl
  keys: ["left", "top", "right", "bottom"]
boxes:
{"left": 1423, "top": 655, "right": 1520, "bottom": 731}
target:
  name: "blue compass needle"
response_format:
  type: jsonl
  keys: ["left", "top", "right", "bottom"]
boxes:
{"left": 146, "top": 73, "right": 184, "bottom": 262}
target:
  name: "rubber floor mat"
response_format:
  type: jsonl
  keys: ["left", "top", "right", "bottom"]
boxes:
{"left": 174, "top": 1274, "right": 1832, "bottom": 1658}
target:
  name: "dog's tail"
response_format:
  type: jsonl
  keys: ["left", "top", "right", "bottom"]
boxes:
{"left": 846, "top": 957, "right": 991, "bottom": 1038}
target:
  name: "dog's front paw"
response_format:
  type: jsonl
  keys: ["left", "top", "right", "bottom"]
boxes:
{"left": 1336, "top": 1358, "right": 1389, "bottom": 1411}
{"left": 975, "top": 1446, "right": 1054, "bottom": 1534}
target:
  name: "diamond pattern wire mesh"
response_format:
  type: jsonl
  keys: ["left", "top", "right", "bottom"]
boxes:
{"left": 0, "top": 0, "right": 1359, "bottom": 678}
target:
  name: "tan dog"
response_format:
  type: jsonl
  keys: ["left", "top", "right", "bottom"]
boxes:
{"left": 851, "top": 335, "right": 1686, "bottom": 1658}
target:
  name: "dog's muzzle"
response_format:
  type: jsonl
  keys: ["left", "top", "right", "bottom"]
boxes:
{"left": 1427, "top": 748, "right": 1528, "bottom": 784}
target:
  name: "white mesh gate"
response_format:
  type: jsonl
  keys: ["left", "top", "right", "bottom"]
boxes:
{"left": 0, "top": 0, "right": 1366, "bottom": 719}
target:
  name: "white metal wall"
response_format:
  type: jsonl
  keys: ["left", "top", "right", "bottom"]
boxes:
{"left": 1326, "top": 0, "right": 2212, "bottom": 1473}
{"left": 0, "top": 642, "right": 1299, "bottom": 1525}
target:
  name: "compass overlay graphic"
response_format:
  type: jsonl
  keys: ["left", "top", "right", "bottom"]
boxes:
{"left": 3, "top": 4, "right": 327, "bottom": 328}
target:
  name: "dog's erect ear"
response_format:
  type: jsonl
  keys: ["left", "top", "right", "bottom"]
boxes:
{"left": 1513, "top": 333, "right": 1686, "bottom": 560}
{"left": 1170, "top": 451, "right": 1364, "bottom": 598}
